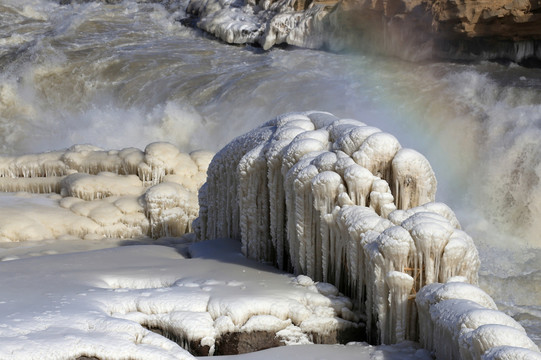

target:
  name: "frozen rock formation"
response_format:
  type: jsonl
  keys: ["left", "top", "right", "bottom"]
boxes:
{"left": 196, "top": 110, "right": 541, "bottom": 358}
{"left": 183, "top": 0, "right": 541, "bottom": 64}
{"left": 196, "top": 111, "right": 477, "bottom": 344}
{"left": 0, "top": 143, "right": 213, "bottom": 241}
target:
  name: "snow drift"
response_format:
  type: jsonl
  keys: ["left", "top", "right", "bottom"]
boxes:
{"left": 196, "top": 111, "right": 541, "bottom": 358}
{"left": 0, "top": 143, "right": 213, "bottom": 241}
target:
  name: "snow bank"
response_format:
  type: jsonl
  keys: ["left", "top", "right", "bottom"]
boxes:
{"left": 196, "top": 111, "right": 540, "bottom": 357}
{"left": 0, "top": 143, "right": 213, "bottom": 241}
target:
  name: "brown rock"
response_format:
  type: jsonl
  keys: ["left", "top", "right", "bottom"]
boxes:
{"left": 325, "top": 0, "right": 541, "bottom": 63}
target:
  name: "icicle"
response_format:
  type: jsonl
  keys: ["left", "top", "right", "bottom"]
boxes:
{"left": 364, "top": 240, "right": 386, "bottom": 344}
{"left": 266, "top": 139, "right": 291, "bottom": 269}
{"left": 284, "top": 156, "right": 317, "bottom": 272}
{"left": 311, "top": 171, "right": 345, "bottom": 282}
{"left": 277, "top": 138, "right": 326, "bottom": 269}
{"left": 378, "top": 226, "right": 415, "bottom": 273}
{"left": 369, "top": 178, "right": 396, "bottom": 217}
{"left": 385, "top": 271, "right": 414, "bottom": 344}
{"left": 440, "top": 230, "right": 480, "bottom": 284}
{"left": 293, "top": 164, "right": 320, "bottom": 276}
{"left": 343, "top": 164, "right": 374, "bottom": 206}
{"left": 238, "top": 144, "right": 269, "bottom": 260}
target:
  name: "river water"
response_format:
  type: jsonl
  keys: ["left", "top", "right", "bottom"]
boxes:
{"left": 1, "top": 0, "right": 540, "bottom": 348}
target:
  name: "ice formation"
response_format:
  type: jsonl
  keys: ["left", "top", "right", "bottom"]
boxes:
{"left": 185, "top": 0, "right": 338, "bottom": 51}
{"left": 198, "top": 111, "right": 454, "bottom": 342}
{"left": 196, "top": 111, "right": 541, "bottom": 358}
{"left": 416, "top": 279, "right": 541, "bottom": 360}
{"left": 0, "top": 143, "right": 213, "bottom": 241}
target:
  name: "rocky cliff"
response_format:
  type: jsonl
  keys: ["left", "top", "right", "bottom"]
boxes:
{"left": 184, "top": 0, "right": 541, "bottom": 65}
{"left": 330, "top": 0, "right": 541, "bottom": 64}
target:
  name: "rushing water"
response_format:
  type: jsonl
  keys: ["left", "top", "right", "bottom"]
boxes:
{"left": 1, "top": 0, "right": 540, "bottom": 348}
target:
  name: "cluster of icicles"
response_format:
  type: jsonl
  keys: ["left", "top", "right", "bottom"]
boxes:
{"left": 196, "top": 111, "right": 541, "bottom": 359}
{"left": 0, "top": 143, "right": 213, "bottom": 240}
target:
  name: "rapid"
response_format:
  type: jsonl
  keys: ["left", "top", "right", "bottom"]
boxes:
{"left": 1, "top": 0, "right": 540, "bottom": 347}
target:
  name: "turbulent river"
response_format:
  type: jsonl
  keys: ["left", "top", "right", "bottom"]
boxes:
{"left": 1, "top": 0, "right": 540, "bottom": 348}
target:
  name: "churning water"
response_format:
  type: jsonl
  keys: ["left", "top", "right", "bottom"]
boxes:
{"left": 1, "top": 0, "right": 540, "bottom": 347}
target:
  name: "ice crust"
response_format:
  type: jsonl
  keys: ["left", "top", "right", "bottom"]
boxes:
{"left": 0, "top": 239, "right": 362, "bottom": 359}
{"left": 196, "top": 111, "right": 540, "bottom": 357}
{"left": 0, "top": 143, "right": 213, "bottom": 241}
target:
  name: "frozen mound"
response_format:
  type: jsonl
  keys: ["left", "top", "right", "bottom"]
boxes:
{"left": 196, "top": 111, "right": 540, "bottom": 357}
{"left": 0, "top": 143, "right": 213, "bottom": 241}
{"left": 416, "top": 279, "right": 541, "bottom": 360}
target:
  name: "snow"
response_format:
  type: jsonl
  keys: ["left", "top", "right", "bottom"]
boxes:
{"left": 0, "top": 238, "right": 367, "bottom": 359}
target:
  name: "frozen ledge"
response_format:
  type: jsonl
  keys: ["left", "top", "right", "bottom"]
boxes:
{"left": 0, "top": 143, "right": 214, "bottom": 241}
{"left": 195, "top": 111, "right": 541, "bottom": 359}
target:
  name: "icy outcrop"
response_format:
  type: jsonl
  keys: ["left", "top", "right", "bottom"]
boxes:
{"left": 196, "top": 110, "right": 540, "bottom": 357}
{"left": 416, "top": 279, "right": 541, "bottom": 360}
{"left": 185, "top": 0, "right": 338, "bottom": 51}
{"left": 144, "top": 182, "right": 199, "bottom": 238}
{"left": 0, "top": 143, "right": 213, "bottom": 241}
{"left": 197, "top": 111, "right": 478, "bottom": 344}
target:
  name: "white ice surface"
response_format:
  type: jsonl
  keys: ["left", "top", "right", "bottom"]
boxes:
{"left": 0, "top": 237, "right": 375, "bottom": 360}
